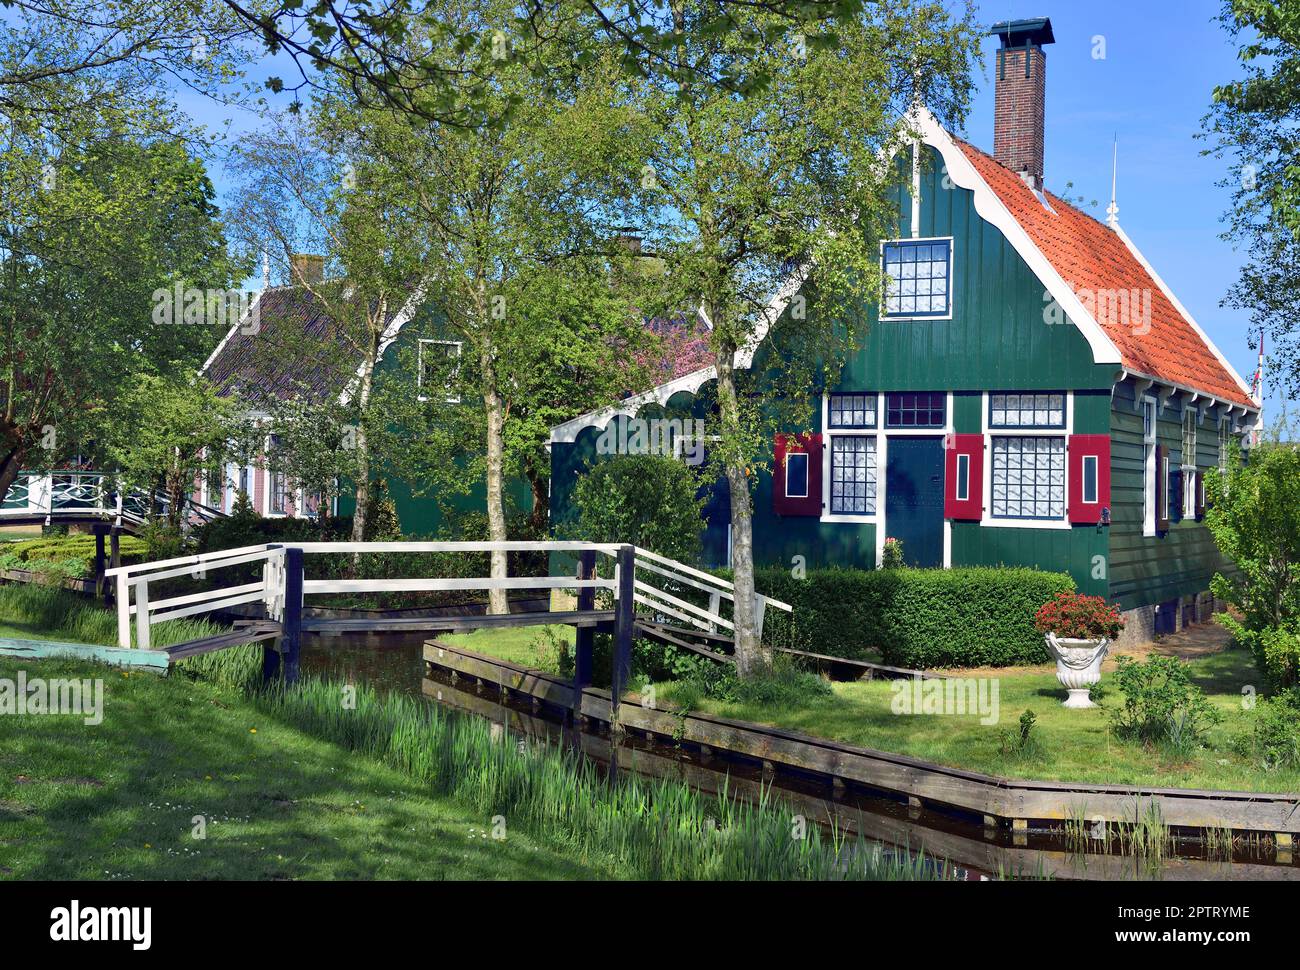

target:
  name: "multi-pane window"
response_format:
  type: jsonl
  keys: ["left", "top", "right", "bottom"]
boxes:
{"left": 885, "top": 392, "right": 946, "bottom": 428}
{"left": 1182, "top": 407, "right": 1197, "bottom": 463}
{"left": 989, "top": 392, "right": 1065, "bottom": 429}
{"left": 990, "top": 436, "right": 1066, "bottom": 520}
{"left": 1218, "top": 417, "right": 1230, "bottom": 477}
{"left": 828, "top": 393, "right": 876, "bottom": 428}
{"left": 830, "top": 436, "right": 877, "bottom": 514}
{"left": 271, "top": 473, "right": 288, "bottom": 514}
{"left": 1181, "top": 407, "right": 1198, "bottom": 516}
{"left": 881, "top": 239, "right": 952, "bottom": 318}
{"left": 1142, "top": 397, "right": 1158, "bottom": 536}
{"left": 418, "top": 339, "right": 462, "bottom": 403}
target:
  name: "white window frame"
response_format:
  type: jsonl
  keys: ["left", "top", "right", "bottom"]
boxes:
{"left": 879, "top": 235, "right": 955, "bottom": 322}
{"left": 784, "top": 451, "right": 810, "bottom": 499}
{"left": 1142, "top": 395, "right": 1157, "bottom": 537}
{"left": 1081, "top": 454, "right": 1099, "bottom": 506}
{"left": 981, "top": 392, "right": 1073, "bottom": 530}
{"left": 1218, "top": 415, "right": 1230, "bottom": 478}
{"left": 1181, "top": 405, "right": 1198, "bottom": 518}
{"left": 417, "top": 339, "right": 463, "bottom": 404}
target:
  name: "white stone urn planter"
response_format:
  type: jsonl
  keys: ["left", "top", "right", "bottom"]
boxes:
{"left": 1043, "top": 633, "right": 1109, "bottom": 709}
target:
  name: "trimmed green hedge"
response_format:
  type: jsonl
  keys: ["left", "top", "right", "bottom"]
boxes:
{"left": 749, "top": 566, "right": 1075, "bottom": 669}
{"left": 2, "top": 533, "right": 149, "bottom": 570}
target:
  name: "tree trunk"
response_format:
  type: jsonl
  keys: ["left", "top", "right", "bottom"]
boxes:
{"left": 349, "top": 337, "right": 379, "bottom": 569}
{"left": 0, "top": 442, "right": 27, "bottom": 507}
{"left": 715, "top": 351, "right": 766, "bottom": 677}
{"left": 482, "top": 354, "right": 509, "bottom": 614}
{"left": 524, "top": 458, "right": 548, "bottom": 538}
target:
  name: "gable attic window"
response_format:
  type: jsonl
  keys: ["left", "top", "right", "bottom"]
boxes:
{"left": 881, "top": 238, "right": 952, "bottom": 319}
{"left": 418, "top": 339, "right": 462, "bottom": 403}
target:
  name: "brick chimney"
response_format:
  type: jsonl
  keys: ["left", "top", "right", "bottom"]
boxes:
{"left": 289, "top": 253, "right": 326, "bottom": 285}
{"left": 989, "top": 17, "right": 1055, "bottom": 191}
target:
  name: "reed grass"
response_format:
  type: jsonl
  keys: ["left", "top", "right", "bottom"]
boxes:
{"left": 250, "top": 674, "right": 946, "bottom": 881}
{"left": 0, "top": 582, "right": 229, "bottom": 651}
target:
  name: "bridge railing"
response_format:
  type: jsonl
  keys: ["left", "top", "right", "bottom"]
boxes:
{"left": 0, "top": 471, "right": 226, "bottom": 530}
{"left": 106, "top": 540, "right": 792, "bottom": 655}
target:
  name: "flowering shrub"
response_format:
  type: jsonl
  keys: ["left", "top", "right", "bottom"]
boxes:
{"left": 881, "top": 536, "right": 904, "bottom": 569}
{"left": 1034, "top": 591, "right": 1125, "bottom": 640}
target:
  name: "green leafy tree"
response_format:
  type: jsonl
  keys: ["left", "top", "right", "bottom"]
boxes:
{"left": 628, "top": 1, "right": 977, "bottom": 674}
{"left": 1206, "top": 443, "right": 1300, "bottom": 686}
{"left": 341, "top": 0, "right": 652, "bottom": 612}
{"left": 570, "top": 453, "right": 705, "bottom": 563}
{"left": 1204, "top": 0, "right": 1300, "bottom": 394}
{"left": 104, "top": 374, "right": 251, "bottom": 531}
{"left": 0, "top": 77, "right": 236, "bottom": 499}
{"left": 228, "top": 112, "right": 424, "bottom": 546}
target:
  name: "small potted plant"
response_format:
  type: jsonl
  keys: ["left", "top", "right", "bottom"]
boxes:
{"left": 1034, "top": 592, "right": 1125, "bottom": 709}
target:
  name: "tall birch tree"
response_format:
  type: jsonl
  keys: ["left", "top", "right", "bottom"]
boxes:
{"left": 630, "top": 2, "right": 977, "bottom": 674}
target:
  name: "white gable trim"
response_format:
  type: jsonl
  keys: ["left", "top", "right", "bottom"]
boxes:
{"left": 548, "top": 267, "right": 807, "bottom": 445}
{"left": 337, "top": 286, "right": 427, "bottom": 406}
{"left": 912, "top": 106, "right": 1123, "bottom": 367}
{"left": 1110, "top": 223, "right": 1256, "bottom": 403}
{"left": 199, "top": 290, "right": 262, "bottom": 376}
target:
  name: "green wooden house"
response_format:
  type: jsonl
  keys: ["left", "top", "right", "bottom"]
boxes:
{"left": 548, "top": 18, "right": 1261, "bottom": 644}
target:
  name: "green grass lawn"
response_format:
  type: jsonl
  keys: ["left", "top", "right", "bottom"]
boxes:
{"left": 655, "top": 649, "right": 1300, "bottom": 793}
{"left": 444, "top": 622, "right": 1299, "bottom": 794}
{"left": 437, "top": 625, "right": 574, "bottom": 670}
{"left": 0, "top": 655, "right": 623, "bottom": 880}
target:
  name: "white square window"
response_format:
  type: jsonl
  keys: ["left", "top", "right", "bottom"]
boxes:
{"left": 882, "top": 239, "right": 952, "bottom": 318}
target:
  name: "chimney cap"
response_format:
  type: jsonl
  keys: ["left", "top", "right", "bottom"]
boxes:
{"left": 988, "top": 17, "right": 1055, "bottom": 47}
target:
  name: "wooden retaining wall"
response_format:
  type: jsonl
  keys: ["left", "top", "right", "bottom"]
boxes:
{"left": 422, "top": 674, "right": 1296, "bottom": 881}
{"left": 423, "top": 640, "right": 1300, "bottom": 843}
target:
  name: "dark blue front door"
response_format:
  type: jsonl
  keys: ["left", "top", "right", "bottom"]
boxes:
{"left": 885, "top": 437, "right": 944, "bottom": 568}
{"left": 699, "top": 453, "right": 731, "bottom": 568}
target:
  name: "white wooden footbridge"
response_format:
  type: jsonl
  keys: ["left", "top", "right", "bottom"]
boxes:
{"left": 102, "top": 541, "right": 792, "bottom": 693}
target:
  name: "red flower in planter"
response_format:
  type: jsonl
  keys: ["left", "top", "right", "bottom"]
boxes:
{"left": 1034, "top": 592, "right": 1125, "bottom": 640}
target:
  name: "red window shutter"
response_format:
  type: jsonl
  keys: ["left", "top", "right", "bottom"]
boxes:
{"left": 772, "top": 432, "right": 822, "bottom": 516}
{"left": 944, "top": 433, "right": 983, "bottom": 520}
{"left": 1155, "top": 444, "right": 1169, "bottom": 534}
{"left": 1068, "top": 434, "right": 1111, "bottom": 524}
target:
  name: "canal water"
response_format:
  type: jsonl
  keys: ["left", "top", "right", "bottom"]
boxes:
{"left": 300, "top": 630, "right": 1300, "bottom": 882}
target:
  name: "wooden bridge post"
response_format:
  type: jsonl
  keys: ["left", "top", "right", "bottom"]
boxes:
{"left": 280, "top": 546, "right": 305, "bottom": 685}
{"left": 611, "top": 544, "right": 635, "bottom": 718}
{"left": 92, "top": 525, "right": 107, "bottom": 602}
{"left": 573, "top": 550, "right": 596, "bottom": 689}
{"left": 106, "top": 527, "right": 121, "bottom": 607}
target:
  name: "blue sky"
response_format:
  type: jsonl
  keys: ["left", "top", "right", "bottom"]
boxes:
{"left": 193, "top": 0, "right": 1281, "bottom": 416}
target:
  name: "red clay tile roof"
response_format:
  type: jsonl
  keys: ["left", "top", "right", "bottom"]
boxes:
{"left": 953, "top": 137, "right": 1255, "bottom": 408}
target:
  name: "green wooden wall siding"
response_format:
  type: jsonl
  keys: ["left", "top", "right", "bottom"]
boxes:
{"left": 838, "top": 146, "right": 1115, "bottom": 393}
{"left": 333, "top": 307, "right": 530, "bottom": 537}
{"left": 1107, "top": 380, "right": 1235, "bottom": 611}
